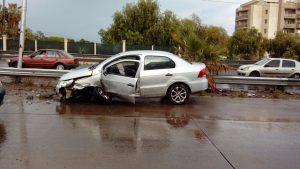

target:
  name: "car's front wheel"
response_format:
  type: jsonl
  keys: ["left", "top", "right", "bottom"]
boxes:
{"left": 249, "top": 71, "right": 260, "bottom": 77}
{"left": 167, "top": 84, "right": 190, "bottom": 105}
{"left": 93, "top": 87, "right": 111, "bottom": 102}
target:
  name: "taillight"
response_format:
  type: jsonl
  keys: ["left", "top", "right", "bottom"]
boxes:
{"left": 198, "top": 68, "right": 206, "bottom": 78}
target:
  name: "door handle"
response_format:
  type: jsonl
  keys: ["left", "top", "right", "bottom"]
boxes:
{"left": 165, "top": 73, "right": 173, "bottom": 76}
{"left": 127, "top": 83, "right": 134, "bottom": 87}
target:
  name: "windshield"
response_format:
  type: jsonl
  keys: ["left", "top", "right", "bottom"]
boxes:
{"left": 254, "top": 58, "right": 270, "bottom": 65}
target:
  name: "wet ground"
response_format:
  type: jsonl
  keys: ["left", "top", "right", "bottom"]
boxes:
{"left": 0, "top": 86, "right": 300, "bottom": 169}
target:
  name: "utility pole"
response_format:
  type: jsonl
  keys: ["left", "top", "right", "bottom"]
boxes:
{"left": 2, "top": 0, "right": 5, "bottom": 34}
{"left": 17, "top": 0, "right": 27, "bottom": 68}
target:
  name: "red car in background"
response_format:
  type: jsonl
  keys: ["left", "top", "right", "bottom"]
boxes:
{"left": 8, "top": 49, "right": 79, "bottom": 70}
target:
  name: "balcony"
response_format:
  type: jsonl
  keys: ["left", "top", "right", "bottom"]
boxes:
{"left": 236, "top": 7, "right": 248, "bottom": 12}
{"left": 236, "top": 24, "right": 248, "bottom": 29}
{"left": 236, "top": 15, "right": 248, "bottom": 21}
{"left": 284, "top": 2, "right": 297, "bottom": 9}
{"left": 284, "top": 13, "right": 296, "bottom": 18}
{"left": 284, "top": 23, "right": 296, "bottom": 29}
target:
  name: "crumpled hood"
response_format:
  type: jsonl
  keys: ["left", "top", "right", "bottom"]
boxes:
{"left": 60, "top": 67, "right": 92, "bottom": 81}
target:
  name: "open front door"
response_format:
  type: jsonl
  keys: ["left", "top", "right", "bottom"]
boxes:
{"left": 101, "top": 60, "right": 140, "bottom": 104}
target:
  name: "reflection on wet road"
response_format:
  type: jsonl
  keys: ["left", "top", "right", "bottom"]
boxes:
{"left": 0, "top": 95, "right": 300, "bottom": 169}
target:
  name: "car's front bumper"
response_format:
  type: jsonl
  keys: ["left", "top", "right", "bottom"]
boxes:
{"left": 237, "top": 70, "right": 250, "bottom": 76}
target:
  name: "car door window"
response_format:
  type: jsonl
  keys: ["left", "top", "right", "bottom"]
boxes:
{"left": 103, "top": 55, "right": 140, "bottom": 69}
{"left": 31, "top": 50, "right": 46, "bottom": 58}
{"left": 106, "top": 61, "right": 139, "bottom": 78}
{"left": 144, "top": 56, "right": 175, "bottom": 70}
{"left": 282, "top": 60, "right": 295, "bottom": 68}
{"left": 265, "top": 60, "right": 280, "bottom": 67}
{"left": 47, "top": 51, "right": 59, "bottom": 58}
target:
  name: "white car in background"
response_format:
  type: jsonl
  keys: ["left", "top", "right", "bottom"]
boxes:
{"left": 56, "top": 50, "right": 208, "bottom": 104}
{"left": 237, "top": 58, "right": 300, "bottom": 78}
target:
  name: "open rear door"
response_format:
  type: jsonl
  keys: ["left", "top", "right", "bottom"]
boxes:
{"left": 101, "top": 60, "right": 140, "bottom": 104}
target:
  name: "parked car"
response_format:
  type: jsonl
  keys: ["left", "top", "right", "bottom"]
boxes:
{"left": 237, "top": 58, "right": 300, "bottom": 78}
{"left": 8, "top": 49, "right": 79, "bottom": 70}
{"left": 56, "top": 50, "right": 208, "bottom": 104}
{"left": 0, "top": 81, "right": 5, "bottom": 106}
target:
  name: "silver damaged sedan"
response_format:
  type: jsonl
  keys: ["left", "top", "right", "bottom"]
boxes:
{"left": 56, "top": 51, "right": 208, "bottom": 104}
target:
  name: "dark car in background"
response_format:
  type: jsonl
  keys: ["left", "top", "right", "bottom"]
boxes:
{"left": 8, "top": 49, "right": 79, "bottom": 70}
{"left": 0, "top": 81, "right": 5, "bottom": 106}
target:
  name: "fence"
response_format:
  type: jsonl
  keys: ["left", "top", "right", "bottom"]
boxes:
{"left": 1, "top": 37, "right": 175, "bottom": 55}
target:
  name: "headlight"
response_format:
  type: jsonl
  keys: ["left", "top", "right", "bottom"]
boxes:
{"left": 242, "top": 66, "right": 251, "bottom": 71}
{"left": 60, "top": 79, "right": 74, "bottom": 87}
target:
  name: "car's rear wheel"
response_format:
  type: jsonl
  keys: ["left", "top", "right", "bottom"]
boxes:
{"left": 167, "top": 84, "right": 190, "bottom": 105}
{"left": 249, "top": 71, "right": 260, "bottom": 77}
{"left": 56, "top": 64, "right": 65, "bottom": 70}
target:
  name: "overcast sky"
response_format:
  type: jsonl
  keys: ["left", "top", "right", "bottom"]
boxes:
{"left": 5, "top": 0, "right": 249, "bottom": 42}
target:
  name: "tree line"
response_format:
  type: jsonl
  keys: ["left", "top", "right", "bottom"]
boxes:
{"left": 100, "top": 0, "right": 300, "bottom": 62}
{"left": 1, "top": 1, "right": 300, "bottom": 61}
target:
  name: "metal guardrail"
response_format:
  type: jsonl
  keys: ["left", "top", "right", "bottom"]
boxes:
{"left": 0, "top": 68, "right": 300, "bottom": 86}
{"left": 214, "top": 76, "right": 300, "bottom": 86}
{"left": 0, "top": 68, "right": 69, "bottom": 78}
{"left": 1, "top": 50, "right": 256, "bottom": 66}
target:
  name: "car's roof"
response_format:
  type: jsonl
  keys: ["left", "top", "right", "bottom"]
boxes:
{"left": 119, "top": 50, "right": 174, "bottom": 56}
{"left": 269, "top": 58, "right": 297, "bottom": 62}
{"left": 37, "top": 49, "right": 63, "bottom": 51}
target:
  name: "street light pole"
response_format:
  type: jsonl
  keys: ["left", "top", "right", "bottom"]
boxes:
{"left": 17, "top": 0, "right": 27, "bottom": 68}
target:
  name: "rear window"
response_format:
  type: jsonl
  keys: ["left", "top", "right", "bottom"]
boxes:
{"left": 59, "top": 51, "right": 74, "bottom": 58}
{"left": 144, "top": 56, "right": 175, "bottom": 70}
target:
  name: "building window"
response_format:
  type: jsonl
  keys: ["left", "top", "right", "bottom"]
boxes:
{"left": 264, "top": 29, "right": 267, "bottom": 34}
{"left": 265, "top": 10, "right": 268, "bottom": 14}
{"left": 265, "top": 19, "right": 268, "bottom": 24}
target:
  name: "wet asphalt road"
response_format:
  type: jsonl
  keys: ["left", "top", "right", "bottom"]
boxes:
{"left": 0, "top": 95, "right": 300, "bottom": 169}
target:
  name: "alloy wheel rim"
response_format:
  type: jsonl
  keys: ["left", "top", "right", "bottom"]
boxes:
{"left": 171, "top": 87, "right": 187, "bottom": 104}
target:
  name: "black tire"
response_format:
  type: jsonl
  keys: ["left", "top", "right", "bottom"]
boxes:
{"left": 167, "top": 84, "right": 190, "bottom": 105}
{"left": 56, "top": 64, "right": 65, "bottom": 70}
{"left": 249, "top": 71, "right": 260, "bottom": 77}
{"left": 93, "top": 87, "right": 111, "bottom": 102}
{"left": 11, "top": 61, "right": 18, "bottom": 68}
{"left": 291, "top": 73, "right": 300, "bottom": 78}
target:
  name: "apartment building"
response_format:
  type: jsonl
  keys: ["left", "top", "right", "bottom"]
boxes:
{"left": 236, "top": 0, "right": 300, "bottom": 39}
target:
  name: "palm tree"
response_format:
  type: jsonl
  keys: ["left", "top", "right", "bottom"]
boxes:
{"left": 172, "top": 16, "right": 233, "bottom": 92}
{"left": 0, "top": 3, "right": 21, "bottom": 37}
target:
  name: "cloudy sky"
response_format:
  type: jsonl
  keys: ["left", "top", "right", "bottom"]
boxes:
{"left": 5, "top": 0, "right": 249, "bottom": 42}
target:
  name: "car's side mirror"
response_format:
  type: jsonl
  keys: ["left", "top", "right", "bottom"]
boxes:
{"left": 30, "top": 55, "right": 34, "bottom": 58}
{"left": 264, "top": 65, "right": 270, "bottom": 68}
